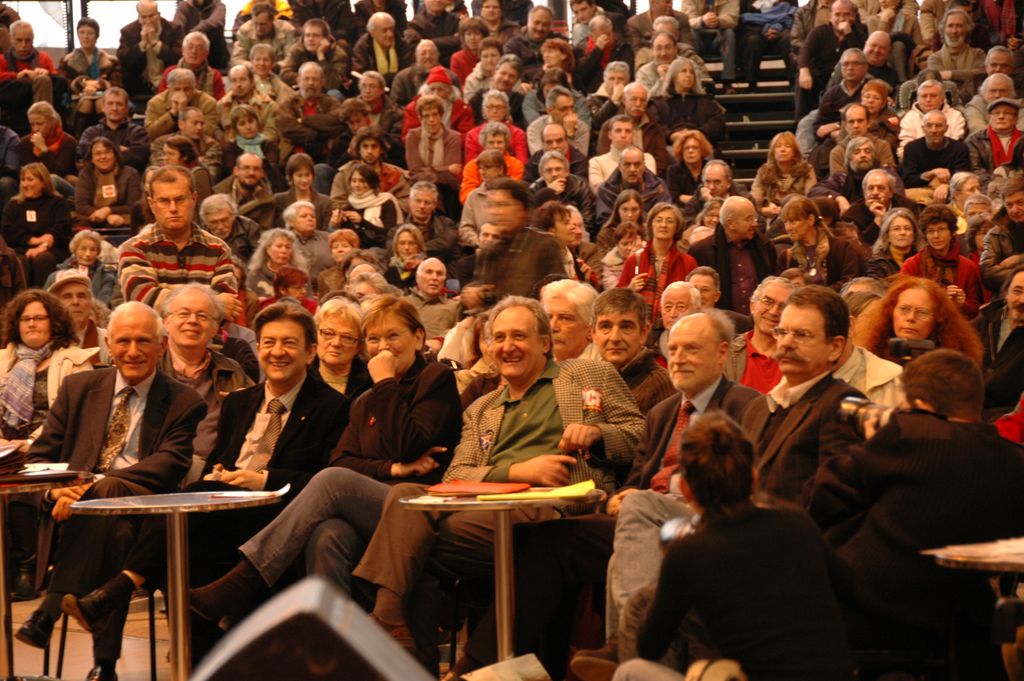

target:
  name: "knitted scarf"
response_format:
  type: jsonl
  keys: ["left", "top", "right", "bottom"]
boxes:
{"left": 4, "top": 47, "right": 38, "bottom": 72}
{"left": 989, "top": 127, "right": 1022, "bottom": 168}
{"left": 0, "top": 343, "right": 52, "bottom": 428}
{"left": 348, "top": 190, "right": 394, "bottom": 228}
{"left": 236, "top": 133, "right": 267, "bottom": 158}
{"left": 920, "top": 237, "right": 962, "bottom": 286}
{"left": 372, "top": 40, "right": 399, "bottom": 75}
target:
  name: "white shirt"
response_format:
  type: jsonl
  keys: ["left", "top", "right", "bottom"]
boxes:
{"left": 233, "top": 377, "right": 304, "bottom": 471}
{"left": 766, "top": 371, "right": 831, "bottom": 412}
{"left": 109, "top": 370, "right": 157, "bottom": 471}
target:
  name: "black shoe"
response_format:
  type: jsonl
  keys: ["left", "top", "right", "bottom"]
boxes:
{"left": 191, "top": 559, "right": 265, "bottom": 622}
{"left": 62, "top": 581, "right": 130, "bottom": 634}
{"left": 15, "top": 610, "right": 54, "bottom": 648}
{"left": 11, "top": 570, "right": 37, "bottom": 602}
{"left": 85, "top": 663, "right": 118, "bottom": 681}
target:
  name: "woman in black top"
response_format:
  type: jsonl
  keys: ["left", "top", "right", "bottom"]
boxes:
{"left": 629, "top": 412, "right": 853, "bottom": 681}
{"left": 1, "top": 163, "right": 72, "bottom": 287}
{"left": 190, "top": 295, "right": 461, "bottom": 614}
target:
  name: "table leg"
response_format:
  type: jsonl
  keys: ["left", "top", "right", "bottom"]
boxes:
{"left": 0, "top": 500, "right": 11, "bottom": 677}
{"left": 166, "top": 510, "right": 192, "bottom": 681}
{"left": 492, "top": 509, "right": 514, "bottom": 661}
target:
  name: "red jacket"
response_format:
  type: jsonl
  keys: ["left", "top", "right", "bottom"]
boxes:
{"left": 0, "top": 51, "right": 56, "bottom": 82}
{"left": 900, "top": 249, "right": 984, "bottom": 319}
{"left": 618, "top": 244, "right": 698, "bottom": 321}
{"left": 401, "top": 97, "right": 474, "bottom": 142}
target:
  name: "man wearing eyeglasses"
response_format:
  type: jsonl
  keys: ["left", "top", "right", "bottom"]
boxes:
{"left": 119, "top": 165, "right": 242, "bottom": 321}
{"left": 742, "top": 284, "right": 863, "bottom": 503}
{"left": 723, "top": 275, "right": 794, "bottom": 393}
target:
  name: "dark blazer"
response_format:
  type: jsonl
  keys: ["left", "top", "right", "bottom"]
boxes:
{"left": 688, "top": 224, "right": 779, "bottom": 313}
{"left": 202, "top": 374, "right": 350, "bottom": 494}
{"left": 116, "top": 18, "right": 183, "bottom": 97}
{"left": 741, "top": 374, "right": 863, "bottom": 504}
{"left": 29, "top": 367, "right": 206, "bottom": 493}
{"left": 624, "top": 377, "right": 760, "bottom": 491}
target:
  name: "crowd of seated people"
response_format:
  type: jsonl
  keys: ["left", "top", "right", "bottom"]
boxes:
{"left": 0, "top": 0, "right": 1022, "bottom": 679}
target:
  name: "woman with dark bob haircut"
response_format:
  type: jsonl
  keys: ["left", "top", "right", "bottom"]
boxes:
{"left": 623, "top": 411, "right": 853, "bottom": 680}
{"left": 852, "top": 275, "right": 983, "bottom": 365}
{"left": 189, "top": 295, "right": 462, "bottom": 620}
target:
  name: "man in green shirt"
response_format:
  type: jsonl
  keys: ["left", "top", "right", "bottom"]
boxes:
{"left": 353, "top": 295, "right": 644, "bottom": 669}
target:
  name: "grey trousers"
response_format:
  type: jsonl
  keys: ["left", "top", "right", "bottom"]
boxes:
{"left": 240, "top": 467, "right": 390, "bottom": 595}
{"left": 606, "top": 490, "right": 695, "bottom": 639}
{"left": 612, "top": 659, "right": 686, "bottom": 681}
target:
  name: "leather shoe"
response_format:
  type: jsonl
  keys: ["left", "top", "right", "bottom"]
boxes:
{"left": 85, "top": 664, "right": 118, "bottom": 681}
{"left": 11, "top": 570, "right": 37, "bottom": 602}
{"left": 15, "top": 610, "right": 54, "bottom": 649}
{"left": 63, "top": 586, "right": 123, "bottom": 634}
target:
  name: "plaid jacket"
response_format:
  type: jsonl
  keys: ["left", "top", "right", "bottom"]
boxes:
{"left": 444, "top": 359, "right": 645, "bottom": 491}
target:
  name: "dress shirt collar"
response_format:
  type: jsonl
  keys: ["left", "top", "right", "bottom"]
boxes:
{"left": 115, "top": 369, "right": 157, "bottom": 402}
{"left": 263, "top": 375, "right": 305, "bottom": 411}
{"left": 682, "top": 376, "right": 722, "bottom": 415}
{"left": 767, "top": 370, "right": 830, "bottom": 412}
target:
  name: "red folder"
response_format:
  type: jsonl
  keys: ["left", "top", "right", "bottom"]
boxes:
{"left": 426, "top": 481, "right": 531, "bottom": 497}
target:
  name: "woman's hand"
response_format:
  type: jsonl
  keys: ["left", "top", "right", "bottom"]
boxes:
{"left": 90, "top": 207, "right": 111, "bottom": 222}
{"left": 946, "top": 284, "right": 965, "bottom": 307}
{"left": 107, "top": 214, "right": 126, "bottom": 227}
{"left": 762, "top": 202, "right": 780, "bottom": 217}
{"left": 403, "top": 255, "right": 423, "bottom": 271}
{"left": 30, "top": 132, "right": 47, "bottom": 154}
{"left": 628, "top": 272, "right": 648, "bottom": 292}
{"left": 343, "top": 210, "right": 362, "bottom": 223}
{"left": 368, "top": 349, "right": 398, "bottom": 383}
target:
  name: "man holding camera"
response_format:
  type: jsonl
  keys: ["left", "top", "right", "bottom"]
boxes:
{"left": 809, "top": 349, "right": 1024, "bottom": 672}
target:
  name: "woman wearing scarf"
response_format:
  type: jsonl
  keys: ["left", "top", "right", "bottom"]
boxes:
{"left": 59, "top": 18, "right": 122, "bottom": 135}
{"left": 657, "top": 57, "right": 726, "bottom": 149}
{"left": 778, "top": 196, "right": 864, "bottom": 291}
{"left": 18, "top": 102, "right": 78, "bottom": 196}
{"left": 901, "top": 203, "right": 983, "bottom": 318}
{"left": 337, "top": 163, "right": 403, "bottom": 252}
{"left": 247, "top": 228, "right": 310, "bottom": 297}
{"left": 384, "top": 225, "right": 426, "bottom": 292}
{"left": 0, "top": 290, "right": 96, "bottom": 600}
{"left": 751, "top": 131, "right": 817, "bottom": 222}
{"left": 74, "top": 138, "right": 143, "bottom": 231}
{"left": 865, "top": 208, "right": 924, "bottom": 279}
{"left": 2, "top": 163, "right": 72, "bottom": 287}
{"left": 405, "top": 94, "right": 462, "bottom": 216}
{"left": 618, "top": 203, "right": 698, "bottom": 321}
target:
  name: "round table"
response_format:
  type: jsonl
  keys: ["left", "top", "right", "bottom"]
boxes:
{"left": 71, "top": 485, "right": 290, "bottom": 681}
{"left": 0, "top": 471, "right": 93, "bottom": 678}
{"left": 400, "top": 489, "right": 606, "bottom": 661}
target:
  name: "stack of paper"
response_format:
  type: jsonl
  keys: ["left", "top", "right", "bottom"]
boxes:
{"left": 0, "top": 443, "right": 25, "bottom": 475}
{"left": 477, "top": 480, "right": 596, "bottom": 501}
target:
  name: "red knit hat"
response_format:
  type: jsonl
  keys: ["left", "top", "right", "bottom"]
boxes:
{"left": 425, "top": 65, "right": 452, "bottom": 86}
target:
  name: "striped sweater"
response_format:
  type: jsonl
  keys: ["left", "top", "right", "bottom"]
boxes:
{"left": 118, "top": 223, "right": 238, "bottom": 308}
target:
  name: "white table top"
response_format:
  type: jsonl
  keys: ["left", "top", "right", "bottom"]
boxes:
{"left": 71, "top": 484, "right": 291, "bottom": 516}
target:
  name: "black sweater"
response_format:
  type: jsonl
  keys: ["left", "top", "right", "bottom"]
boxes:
{"left": 1, "top": 194, "right": 72, "bottom": 260}
{"left": 638, "top": 505, "right": 853, "bottom": 680}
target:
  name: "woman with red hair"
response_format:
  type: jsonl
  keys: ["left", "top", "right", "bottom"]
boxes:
{"left": 852, "top": 275, "right": 983, "bottom": 365}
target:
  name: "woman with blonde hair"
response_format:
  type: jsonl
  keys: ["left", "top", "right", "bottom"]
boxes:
{"left": 751, "top": 132, "right": 817, "bottom": 220}
{"left": 313, "top": 297, "right": 372, "bottom": 400}
{"left": 777, "top": 196, "right": 863, "bottom": 290}
{"left": 1, "top": 163, "right": 72, "bottom": 286}
{"left": 247, "top": 228, "right": 309, "bottom": 297}
{"left": 384, "top": 225, "right": 426, "bottom": 292}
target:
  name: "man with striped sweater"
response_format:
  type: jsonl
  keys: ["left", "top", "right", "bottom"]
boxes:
{"left": 118, "top": 165, "right": 242, "bottom": 320}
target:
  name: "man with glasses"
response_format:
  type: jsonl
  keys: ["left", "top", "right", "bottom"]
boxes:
{"left": 119, "top": 165, "right": 242, "bottom": 320}
{"left": 723, "top": 276, "right": 794, "bottom": 393}
{"left": 966, "top": 97, "right": 1022, "bottom": 189}
{"left": 812, "top": 48, "right": 870, "bottom": 145}
{"left": 742, "top": 285, "right": 863, "bottom": 503}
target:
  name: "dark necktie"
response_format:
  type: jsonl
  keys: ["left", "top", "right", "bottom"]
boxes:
{"left": 650, "top": 400, "right": 695, "bottom": 493}
{"left": 97, "top": 386, "right": 135, "bottom": 472}
{"left": 247, "top": 398, "right": 286, "bottom": 471}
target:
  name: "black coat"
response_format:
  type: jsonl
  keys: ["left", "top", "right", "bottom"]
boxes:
{"left": 973, "top": 298, "right": 1024, "bottom": 418}
{"left": 116, "top": 18, "right": 183, "bottom": 97}
{"left": 688, "top": 224, "right": 778, "bottom": 313}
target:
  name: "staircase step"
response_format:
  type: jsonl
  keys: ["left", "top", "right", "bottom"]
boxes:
{"left": 726, "top": 119, "right": 795, "bottom": 132}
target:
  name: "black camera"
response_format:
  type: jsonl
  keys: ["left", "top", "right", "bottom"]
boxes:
{"left": 887, "top": 338, "right": 936, "bottom": 364}
{"left": 838, "top": 396, "right": 895, "bottom": 439}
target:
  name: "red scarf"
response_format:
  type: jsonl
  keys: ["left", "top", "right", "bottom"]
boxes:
{"left": 921, "top": 237, "right": 962, "bottom": 285}
{"left": 585, "top": 36, "right": 615, "bottom": 69}
{"left": 35, "top": 122, "right": 65, "bottom": 158}
{"left": 989, "top": 126, "right": 1022, "bottom": 167}
{"left": 983, "top": 0, "right": 1018, "bottom": 41}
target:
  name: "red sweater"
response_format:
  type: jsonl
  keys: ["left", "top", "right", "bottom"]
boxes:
{"left": 0, "top": 51, "right": 56, "bottom": 82}
{"left": 617, "top": 245, "right": 697, "bottom": 320}
{"left": 900, "top": 251, "right": 983, "bottom": 319}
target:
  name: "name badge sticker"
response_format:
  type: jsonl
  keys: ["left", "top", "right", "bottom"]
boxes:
{"left": 25, "top": 210, "right": 36, "bottom": 223}
{"left": 101, "top": 184, "right": 117, "bottom": 199}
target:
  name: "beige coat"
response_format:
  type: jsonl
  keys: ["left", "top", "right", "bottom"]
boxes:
{"left": 0, "top": 344, "right": 98, "bottom": 438}
{"left": 833, "top": 345, "right": 903, "bottom": 407}
{"left": 144, "top": 90, "right": 220, "bottom": 141}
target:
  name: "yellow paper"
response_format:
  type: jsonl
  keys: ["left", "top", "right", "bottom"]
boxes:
{"left": 477, "top": 480, "right": 595, "bottom": 501}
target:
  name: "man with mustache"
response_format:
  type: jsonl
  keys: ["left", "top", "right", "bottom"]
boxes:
{"left": 742, "top": 285, "right": 862, "bottom": 503}
{"left": 973, "top": 265, "right": 1024, "bottom": 418}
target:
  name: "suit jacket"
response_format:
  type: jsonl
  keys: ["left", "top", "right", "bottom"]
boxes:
{"left": 624, "top": 378, "right": 760, "bottom": 490}
{"left": 741, "top": 374, "right": 863, "bottom": 504}
{"left": 444, "top": 359, "right": 645, "bottom": 491}
{"left": 117, "top": 19, "right": 183, "bottom": 97}
{"left": 29, "top": 368, "right": 206, "bottom": 493}
{"left": 202, "top": 375, "right": 350, "bottom": 494}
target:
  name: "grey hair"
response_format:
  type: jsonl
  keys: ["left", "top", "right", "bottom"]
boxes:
{"left": 183, "top": 31, "right": 210, "bottom": 50}
{"left": 540, "top": 279, "right": 598, "bottom": 327}
{"left": 348, "top": 271, "right": 398, "bottom": 296}
{"left": 229, "top": 62, "right": 255, "bottom": 81}
{"left": 701, "top": 159, "right": 732, "bottom": 182}
{"left": 660, "top": 57, "right": 706, "bottom": 96}
{"left": 485, "top": 295, "right": 553, "bottom": 356}
{"left": 160, "top": 283, "right": 225, "bottom": 323}
{"left": 538, "top": 149, "right": 568, "bottom": 171}
{"left": 249, "top": 43, "right": 274, "bottom": 61}
{"left": 199, "top": 193, "right": 238, "bottom": 220}
{"left": 545, "top": 86, "right": 574, "bottom": 110}
{"left": 589, "top": 14, "right": 612, "bottom": 31}
{"left": 603, "top": 61, "right": 630, "bottom": 79}
{"left": 839, "top": 276, "right": 887, "bottom": 297}
{"left": 623, "top": 81, "right": 649, "bottom": 100}
{"left": 671, "top": 309, "right": 735, "bottom": 345}
{"left": 249, "top": 228, "right": 308, "bottom": 279}
{"left": 873, "top": 208, "right": 923, "bottom": 255}
{"left": 70, "top": 229, "right": 104, "bottom": 254}
{"left": 9, "top": 20, "right": 31, "bottom": 36}
{"left": 496, "top": 54, "right": 522, "bottom": 72}
{"left": 840, "top": 47, "right": 867, "bottom": 64}
{"left": 282, "top": 200, "right": 317, "bottom": 228}
{"left": 981, "top": 73, "right": 1016, "bottom": 98}
{"left": 750, "top": 275, "right": 795, "bottom": 305}
{"left": 361, "top": 71, "right": 387, "bottom": 90}
{"left": 298, "top": 61, "right": 324, "bottom": 79}
{"left": 166, "top": 68, "right": 197, "bottom": 89}
{"left": 367, "top": 11, "right": 395, "bottom": 31}
{"left": 963, "top": 194, "right": 993, "bottom": 212}
{"left": 661, "top": 281, "right": 701, "bottom": 310}
{"left": 862, "top": 168, "right": 895, "bottom": 194}
{"left": 940, "top": 7, "right": 974, "bottom": 34}
{"left": 482, "top": 89, "right": 510, "bottom": 110}
{"left": 651, "top": 15, "right": 679, "bottom": 31}
{"left": 844, "top": 135, "right": 875, "bottom": 166}
{"left": 109, "top": 301, "right": 166, "bottom": 339}
{"left": 410, "top": 180, "right": 439, "bottom": 198}
{"left": 986, "top": 45, "right": 1013, "bottom": 64}
{"left": 314, "top": 297, "right": 363, "bottom": 330}
{"left": 479, "top": 121, "right": 510, "bottom": 146}
{"left": 949, "top": 171, "right": 978, "bottom": 195}
{"left": 917, "top": 79, "right": 943, "bottom": 96}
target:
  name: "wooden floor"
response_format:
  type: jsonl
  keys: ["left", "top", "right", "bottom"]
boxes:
{"left": 10, "top": 593, "right": 171, "bottom": 681}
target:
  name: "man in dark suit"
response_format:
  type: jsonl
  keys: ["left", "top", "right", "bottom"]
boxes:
{"left": 450, "top": 310, "right": 759, "bottom": 679}
{"left": 741, "top": 285, "right": 862, "bottom": 504}
{"left": 17, "top": 302, "right": 206, "bottom": 681}
{"left": 116, "top": 0, "right": 184, "bottom": 99}
{"left": 61, "top": 302, "right": 350, "bottom": 669}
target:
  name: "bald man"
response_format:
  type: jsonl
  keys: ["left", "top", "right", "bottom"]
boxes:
{"left": 117, "top": 0, "right": 184, "bottom": 98}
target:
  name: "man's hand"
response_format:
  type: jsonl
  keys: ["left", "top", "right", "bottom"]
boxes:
{"left": 51, "top": 483, "right": 94, "bottom": 521}
{"left": 558, "top": 424, "right": 602, "bottom": 452}
{"left": 448, "top": 162, "right": 463, "bottom": 176}
{"left": 215, "top": 292, "right": 242, "bottom": 322}
{"left": 836, "top": 19, "right": 851, "bottom": 37}
{"left": 390, "top": 447, "right": 445, "bottom": 478}
{"left": 928, "top": 167, "right": 951, "bottom": 184}
{"left": 594, "top": 32, "right": 611, "bottom": 49}
{"left": 702, "top": 11, "right": 719, "bottom": 27}
{"left": 169, "top": 91, "right": 189, "bottom": 116}
{"left": 218, "top": 469, "right": 267, "bottom": 490}
{"left": 999, "top": 254, "right": 1023, "bottom": 268}
{"left": 932, "top": 183, "right": 949, "bottom": 202}
{"left": 562, "top": 111, "right": 579, "bottom": 137}
{"left": 508, "top": 454, "right": 576, "bottom": 486}
{"left": 607, "top": 487, "right": 639, "bottom": 517}
{"left": 368, "top": 349, "right": 398, "bottom": 383}
{"left": 610, "top": 82, "right": 625, "bottom": 104}
{"left": 798, "top": 67, "right": 812, "bottom": 90}
{"left": 546, "top": 176, "right": 567, "bottom": 194}
{"left": 868, "top": 201, "right": 887, "bottom": 222}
